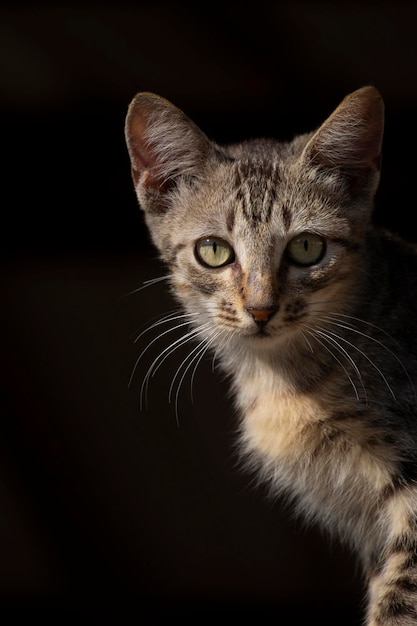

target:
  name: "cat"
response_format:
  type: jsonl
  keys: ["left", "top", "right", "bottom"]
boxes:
{"left": 124, "top": 86, "right": 417, "bottom": 625}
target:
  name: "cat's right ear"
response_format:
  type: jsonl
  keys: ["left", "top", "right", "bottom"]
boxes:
{"left": 125, "top": 93, "right": 212, "bottom": 207}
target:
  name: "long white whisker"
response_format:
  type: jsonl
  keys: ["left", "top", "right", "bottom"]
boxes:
{"left": 168, "top": 329, "right": 217, "bottom": 404}
{"left": 299, "top": 329, "right": 314, "bottom": 353}
{"left": 139, "top": 323, "right": 212, "bottom": 410}
{"left": 151, "top": 322, "right": 213, "bottom": 379}
{"left": 211, "top": 338, "right": 225, "bottom": 372}
{"left": 211, "top": 328, "right": 237, "bottom": 371}
{"left": 123, "top": 275, "right": 170, "bottom": 297}
{"left": 129, "top": 317, "right": 197, "bottom": 389}
{"left": 322, "top": 312, "right": 402, "bottom": 349}
{"left": 305, "top": 325, "right": 363, "bottom": 402}
{"left": 321, "top": 326, "right": 396, "bottom": 400}
{"left": 320, "top": 313, "right": 416, "bottom": 403}
{"left": 169, "top": 328, "right": 219, "bottom": 424}
{"left": 133, "top": 310, "right": 198, "bottom": 344}
{"left": 189, "top": 328, "right": 228, "bottom": 401}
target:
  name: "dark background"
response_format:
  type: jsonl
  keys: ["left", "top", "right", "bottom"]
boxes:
{"left": 2, "top": 2, "right": 417, "bottom": 623}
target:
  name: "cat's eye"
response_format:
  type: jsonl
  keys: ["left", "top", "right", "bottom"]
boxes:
{"left": 286, "top": 232, "right": 326, "bottom": 266}
{"left": 195, "top": 237, "right": 235, "bottom": 268}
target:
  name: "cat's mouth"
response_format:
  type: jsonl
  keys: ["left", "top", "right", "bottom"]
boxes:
{"left": 243, "top": 325, "right": 273, "bottom": 341}
{"left": 254, "top": 327, "right": 271, "bottom": 338}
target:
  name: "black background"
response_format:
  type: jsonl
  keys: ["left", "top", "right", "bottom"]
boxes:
{"left": 2, "top": 2, "right": 417, "bottom": 623}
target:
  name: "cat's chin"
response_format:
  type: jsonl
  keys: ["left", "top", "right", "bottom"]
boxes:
{"left": 240, "top": 329, "right": 284, "bottom": 349}
{"left": 237, "top": 324, "right": 303, "bottom": 353}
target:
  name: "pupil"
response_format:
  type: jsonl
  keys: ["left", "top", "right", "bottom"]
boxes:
{"left": 213, "top": 241, "right": 217, "bottom": 253}
{"left": 303, "top": 239, "right": 308, "bottom": 251}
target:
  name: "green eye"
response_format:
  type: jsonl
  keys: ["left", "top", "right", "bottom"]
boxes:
{"left": 195, "top": 237, "right": 235, "bottom": 268}
{"left": 286, "top": 232, "right": 326, "bottom": 266}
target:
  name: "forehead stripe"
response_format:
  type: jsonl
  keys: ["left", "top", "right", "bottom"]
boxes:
{"left": 234, "top": 159, "right": 280, "bottom": 225}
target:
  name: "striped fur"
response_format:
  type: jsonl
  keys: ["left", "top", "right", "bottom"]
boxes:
{"left": 125, "top": 87, "right": 417, "bottom": 624}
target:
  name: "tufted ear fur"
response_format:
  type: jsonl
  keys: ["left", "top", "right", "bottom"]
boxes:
{"left": 125, "top": 92, "right": 213, "bottom": 208}
{"left": 302, "top": 86, "right": 384, "bottom": 194}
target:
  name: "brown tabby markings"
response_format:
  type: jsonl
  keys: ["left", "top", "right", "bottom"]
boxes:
{"left": 226, "top": 208, "right": 235, "bottom": 232}
{"left": 283, "top": 299, "right": 306, "bottom": 323}
{"left": 219, "top": 299, "right": 239, "bottom": 326}
{"left": 234, "top": 159, "right": 280, "bottom": 225}
{"left": 281, "top": 203, "right": 292, "bottom": 230}
{"left": 125, "top": 87, "right": 417, "bottom": 625}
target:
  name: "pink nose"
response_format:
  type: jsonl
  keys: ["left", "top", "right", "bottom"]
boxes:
{"left": 246, "top": 308, "right": 277, "bottom": 323}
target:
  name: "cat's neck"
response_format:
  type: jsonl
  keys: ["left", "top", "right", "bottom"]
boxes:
{"left": 221, "top": 333, "right": 321, "bottom": 396}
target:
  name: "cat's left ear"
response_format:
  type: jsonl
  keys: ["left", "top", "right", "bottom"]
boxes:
{"left": 302, "top": 86, "right": 384, "bottom": 186}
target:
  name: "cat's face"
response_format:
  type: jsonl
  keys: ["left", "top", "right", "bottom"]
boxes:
{"left": 125, "top": 88, "right": 384, "bottom": 354}
{"left": 148, "top": 154, "right": 363, "bottom": 353}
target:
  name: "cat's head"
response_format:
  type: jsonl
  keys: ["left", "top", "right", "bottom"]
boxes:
{"left": 125, "top": 87, "right": 384, "bottom": 354}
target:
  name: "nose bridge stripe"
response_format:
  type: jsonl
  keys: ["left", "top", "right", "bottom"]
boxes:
{"left": 243, "top": 272, "right": 276, "bottom": 309}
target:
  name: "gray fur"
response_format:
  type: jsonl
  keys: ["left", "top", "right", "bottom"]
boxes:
{"left": 125, "top": 87, "right": 417, "bottom": 625}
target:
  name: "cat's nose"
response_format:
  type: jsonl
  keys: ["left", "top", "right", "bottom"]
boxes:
{"left": 246, "top": 307, "right": 277, "bottom": 325}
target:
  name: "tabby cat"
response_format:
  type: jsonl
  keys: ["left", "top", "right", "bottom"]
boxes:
{"left": 125, "top": 86, "right": 417, "bottom": 625}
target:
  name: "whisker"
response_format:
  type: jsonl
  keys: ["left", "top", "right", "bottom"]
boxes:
{"left": 211, "top": 328, "right": 236, "bottom": 371}
{"left": 169, "top": 328, "right": 220, "bottom": 424}
{"left": 305, "top": 325, "right": 363, "bottom": 402}
{"left": 139, "top": 322, "right": 212, "bottom": 410}
{"left": 168, "top": 329, "right": 216, "bottom": 403}
{"left": 323, "top": 312, "right": 402, "bottom": 349}
{"left": 170, "top": 341, "right": 208, "bottom": 423}
{"left": 319, "top": 326, "right": 396, "bottom": 400}
{"left": 150, "top": 322, "right": 213, "bottom": 380}
{"left": 190, "top": 328, "right": 228, "bottom": 400}
{"left": 130, "top": 309, "right": 179, "bottom": 342}
{"left": 319, "top": 313, "right": 416, "bottom": 403}
{"left": 123, "top": 275, "right": 170, "bottom": 298}
{"left": 129, "top": 316, "right": 198, "bottom": 389}
{"left": 299, "top": 330, "right": 314, "bottom": 354}
{"left": 133, "top": 310, "right": 198, "bottom": 344}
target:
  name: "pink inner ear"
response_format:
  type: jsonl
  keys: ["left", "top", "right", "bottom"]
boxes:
{"left": 125, "top": 92, "right": 214, "bottom": 195}
{"left": 131, "top": 167, "right": 153, "bottom": 188}
{"left": 127, "top": 112, "right": 158, "bottom": 186}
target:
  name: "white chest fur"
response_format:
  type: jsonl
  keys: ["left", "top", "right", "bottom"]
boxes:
{"left": 233, "top": 356, "right": 398, "bottom": 549}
